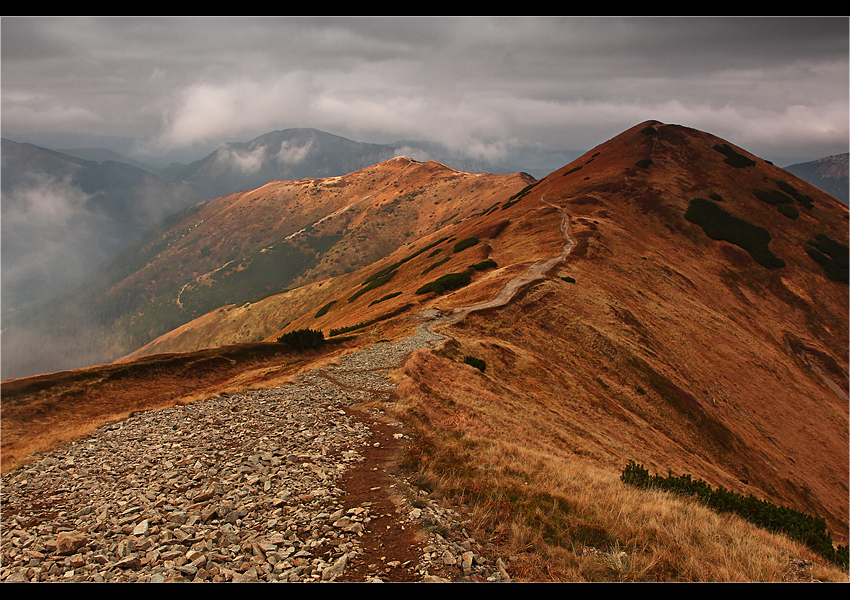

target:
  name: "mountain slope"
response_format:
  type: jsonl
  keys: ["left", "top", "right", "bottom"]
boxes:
{"left": 125, "top": 120, "right": 849, "bottom": 547}
{"left": 1, "top": 157, "right": 533, "bottom": 380}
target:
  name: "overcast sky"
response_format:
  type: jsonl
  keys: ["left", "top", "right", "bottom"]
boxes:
{"left": 2, "top": 16, "right": 848, "bottom": 167}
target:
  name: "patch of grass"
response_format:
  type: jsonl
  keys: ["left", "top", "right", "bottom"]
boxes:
{"left": 685, "top": 198, "right": 785, "bottom": 269}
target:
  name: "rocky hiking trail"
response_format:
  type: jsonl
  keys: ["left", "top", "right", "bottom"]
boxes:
{"left": 1, "top": 195, "right": 574, "bottom": 583}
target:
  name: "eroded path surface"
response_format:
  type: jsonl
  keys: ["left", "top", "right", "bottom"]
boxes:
{"left": 1, "top": 195, "right": 573, "bottom": 583}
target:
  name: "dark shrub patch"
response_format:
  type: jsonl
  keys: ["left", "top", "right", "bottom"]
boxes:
{"left": 621, "top": 461, "right": 848, "bottom": 568}
{"left": 777, "top": 204, "right": 799, "bottom": 219}
{"left": 776, "top": 180, "right": 815, "bottom": 209}
{"left": 806, "top": 234, "right": 849, "bottom": 283}
{"left": 753, "top": 189, "right": 794, "bottom": 206}
{"left": 348, "top": 270, "right": 397, "bottom": 303}
{"left": 634, "top": 158, "right": 653, "bottom": 169}
{"left": 369, "top": 291, "right": 402, "bottom": 306}
{"left": 561, "top": 276, "right": 576, "bottom": 283}
{"left": 713, "top": 143, "right": 756, "bottom": 168}
{"left": 685, "top": 198, "right": 785, "bottom": 269}
{"left": 422, "top": 257, "right": 451, "bottom": 275}
{"left": 453, "top": 237, "right": 480, "bottom": 253}
{"left": 470, "top": 259, "right": 497, "bottom": 271}
{"left": 415, "top": 272, "right": 472, "bottom": 295}
{"left": 277, "top": 328, "right": 324, "bottom": 350}
{"left": 314, "top": 300, "right": 336, "bottom": 318}
{"left": 464, "top": 356, "right": 486, "bottom": 372}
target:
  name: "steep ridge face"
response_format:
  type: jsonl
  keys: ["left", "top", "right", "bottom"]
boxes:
{"left": 1, "top": 157, "right": 533, "bottom": 380}
{"left": 387, "top": 120, "right": 849, "bottom": 542}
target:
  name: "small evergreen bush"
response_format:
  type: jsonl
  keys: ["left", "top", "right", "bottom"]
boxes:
{"left": 464, "top": 356, "right": 486, "bottom": 372}
{"left": 314, "top": 300, "right": 336, "bottom": 318}
{"left": 470, "top": 259, "right": 497, "bottom": 271}
{"left": 277, "top": 328, "right": 324, "bottom": 350}
{"left": 685, "top": 198, "right": 785, "bottom": 269}
{"left": 621, "top": 461, "right": 848, "bottom": 568}
{"left": 713, "top": 144, "right": 756, "bottom": 168}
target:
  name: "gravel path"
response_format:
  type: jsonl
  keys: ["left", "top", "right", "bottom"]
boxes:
{"left": 0, "top": 317, "right": 511, "bottom": 583}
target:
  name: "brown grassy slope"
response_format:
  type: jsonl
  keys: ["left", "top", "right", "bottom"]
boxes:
{"left": 0, "top": 339, "right": 359, "bottom": 474}
{"left": 387, "top": 121, "right": 849, "bottom": 547}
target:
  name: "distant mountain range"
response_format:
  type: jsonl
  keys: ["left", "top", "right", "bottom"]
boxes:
{"left": 1, "top": 139, "right": 202, "bottom": 320}
{"left": 784, "top": 153, "right": 848, "bottom": 205}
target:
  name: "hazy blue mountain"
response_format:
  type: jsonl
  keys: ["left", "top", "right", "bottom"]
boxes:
{"left": 160, "top": 128, "right": 400, "bottom": 198}
{"left": 784, "top": 153, "right": 848, "bottom": 205}
{"left": 1, "top": 138, "right": 201, "bottom": 320}
{"left": 56, "top": 146, "right": 160, "bottom": 174}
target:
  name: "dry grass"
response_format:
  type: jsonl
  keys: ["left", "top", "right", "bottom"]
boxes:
{"left": 387, "top": 347, "right": 848, "bottom": 582}
{"left": 1, "top": 339, "right": 357, "bottom": 474}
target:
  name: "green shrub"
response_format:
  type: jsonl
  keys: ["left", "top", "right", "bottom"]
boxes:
{"left": 422, "top": 257, "right": 451, "bottom": 275}
{"left": 415, "top": 272, "right": 472, "bottom": 295}
{"left": 777, "top": 204, "right": 799, "bottom": 219}
{"left": 713, "top": 143, "right": 756, "bottom": 168}
{"left": 453, "top": 237, "right": 480, "bottom": 253}
{"left": 634, "top": 158, "right": 653, "bottom": 169}
{"left": 806, "top": 234, "right": 849, "bottom": 283}
{"left": 348, "top": 270, "right": 397, "bottom": 303}
{"left": 314, "top": 300, "right": 337, "bottom": 318}
{"left": 776, "top": 180, "right": 815, "bottom": 209}
{"left": 685, "top": 198, "right": 785, "bottom": 269}
{"left": 469, "top": 259, "right": 497, "bottom": 271}
{"left": 369, "top": 291, "right": 403, "bottom": 306}
{"left": 329, "top": 322, "right": 367, "bottom": 337}
{"left": 464, "top": 356, "right": 486, "bottom": 372}
{"left": 753, "top": 189, "right": 794, "bottom": 206}
{"left": 621, "top": 461, "right": 848, "bottom": 568}
{"left": 561, "top": 276, "right": 576, "bottom": 283}
{"left": 277, "top": 328, "right": 324, "bottom": 350}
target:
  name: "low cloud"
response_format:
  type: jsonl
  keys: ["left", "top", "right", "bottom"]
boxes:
{"left": 277, "top": 139, "right": 313, "bottom": 164}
